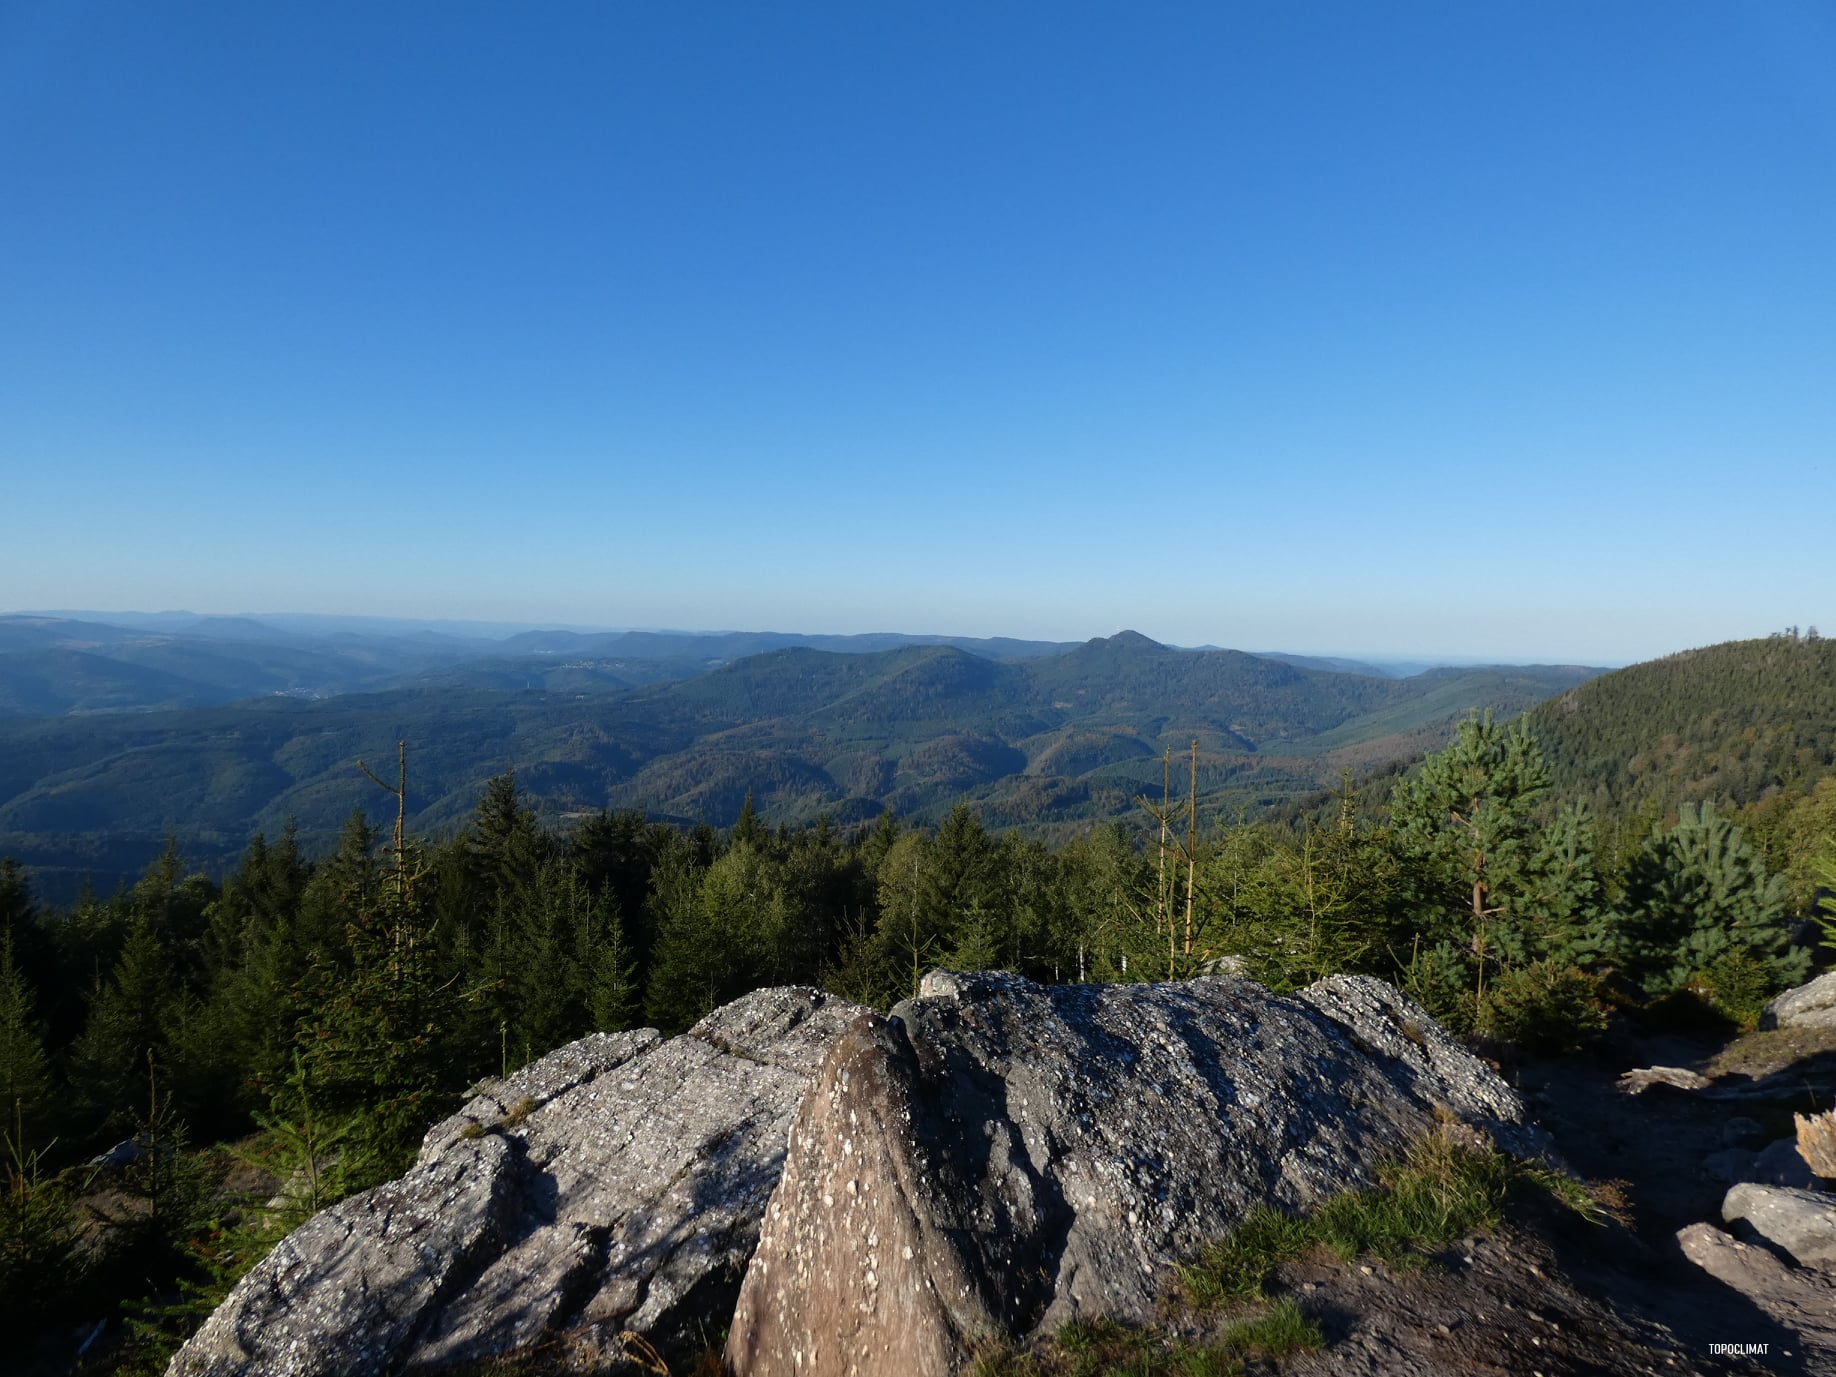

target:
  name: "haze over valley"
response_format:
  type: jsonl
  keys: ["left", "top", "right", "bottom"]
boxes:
{"left": 0, "top": 609, "right": 1599, "bottom": 899}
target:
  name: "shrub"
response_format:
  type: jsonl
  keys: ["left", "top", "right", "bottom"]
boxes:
{"left": 1695, "top": 951, "right": 1775, "bottom": 1031}
{"left": 1477, "top": 960, "right": 1609, "bottom": 1054}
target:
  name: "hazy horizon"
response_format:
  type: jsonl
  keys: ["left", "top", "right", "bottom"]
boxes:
{"left": 5, "top": 5, "right": 1831, "bottom": 667}
{"left": 6, "top": 603, "right": 1661, "bottom": 668}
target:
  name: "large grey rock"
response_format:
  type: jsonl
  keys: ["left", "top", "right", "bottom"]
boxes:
{"left": 170, "top": 987, "right": 865, "bottom": 1377}
{"left": 1762, "top": 972, "right": 1836, "bottom": 1030}
{"left": 1678, "top": 1222, "right": 1836, "bottom": 1349}
{"left": 725, "top": 971, "right": 1545, "bottom": 1377}
{"left": 1724, "top": 1183, "right": 1836, "bottom": 1270}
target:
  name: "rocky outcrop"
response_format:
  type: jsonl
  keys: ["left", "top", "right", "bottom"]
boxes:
{"left": 725, "top": 971, "right": 1542, "bottom": 1377}
{"left": 1763, "top": 972, "right": 1836, "bottom": 1030}
{"left": 169, "top": 987, "right": 865, "bottom": 1377}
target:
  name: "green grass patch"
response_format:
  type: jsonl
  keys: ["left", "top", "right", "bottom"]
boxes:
{"left": 1214, "top": 1298, "right": 1324, "bottom": 1359}
{"left": 977, "top": 1132, "right": 1594, "bottom": 1374}
{"left": 1180, "top": 1130, "right": 1599, "bottom": 1306}
{"left": 972, "top": 1298, "right": 1323, "bottom": 1376}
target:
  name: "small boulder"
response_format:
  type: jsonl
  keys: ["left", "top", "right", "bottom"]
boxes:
{"left": 1752, "top": 1136, "right": 1821, "bottom": 1189}
{"left": 1723, "top": 1183, "right": 1836, "bottom": 1270}
{"left": 1761, "top": 971, "right": 1836, "bottom": 1030}
{"left": 1704, "top": 1137, "right": 1822, "bottom": 1190}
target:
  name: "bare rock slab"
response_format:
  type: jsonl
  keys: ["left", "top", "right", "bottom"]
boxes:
{"left": 726, "top": 971, "right": 1543, "bottom": 1377}
{"left": 169, "top": 987, "right": 864, "bottom": 1377}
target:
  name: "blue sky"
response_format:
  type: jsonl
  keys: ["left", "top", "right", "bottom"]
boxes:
{"left": 3, "top": 2, "right": 1831, "bottom": 663}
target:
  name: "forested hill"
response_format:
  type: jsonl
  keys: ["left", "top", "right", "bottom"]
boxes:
{"left": 1529, "top": 634, "right": 1836, "bottom": 819}
{"left": 0, "top": 632, "right": 1596, "bottom": 899}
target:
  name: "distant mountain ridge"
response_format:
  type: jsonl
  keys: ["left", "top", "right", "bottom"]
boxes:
{"left": 0, "top": 627, "right": 1600, "bottom": 899}
{"left": 0, "top": 614, "right": 1088, "bottom": 715}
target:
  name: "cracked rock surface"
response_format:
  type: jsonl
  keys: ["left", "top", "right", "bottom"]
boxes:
{"left": 168, "top": 987, "right": 864, "bottom": 1377}
{"left": 725, "top": 970, "right": 1544, "bottom": 1377}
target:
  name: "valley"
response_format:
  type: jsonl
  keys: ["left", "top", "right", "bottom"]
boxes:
{"left": 0, "top": 617, "right": 1596, "bottom": 898}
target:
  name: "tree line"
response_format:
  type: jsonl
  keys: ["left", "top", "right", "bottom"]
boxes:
{"left": 1, "top": 716, "right": 1831, "bottom": 1368}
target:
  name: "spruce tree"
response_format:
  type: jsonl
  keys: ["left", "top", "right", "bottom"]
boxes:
{"left": 570, "top": 809, "right": 666, "bottom": 973}
{"left": 296, "top": 811, "right": 380, "bottom": 962}
{"left": 734, "top": 790, "right": 763, "bottom": 848}
{"left": 0, "top": 935, "right": 51, "bottom": 1147}
{"left": 644, "top": 841, "right": 781, "bottom": 1028}
{"left": 67, "top": 917, "right": 175, "bottom": 1140}
{"left": 589, "top": 907, "right": 641, "bottom": 1033}
{"left": 510, "top": 859, "right": 596, "bottom": 1062}
{"left": 469, "top": 771, "right": 545, "bottom": 903}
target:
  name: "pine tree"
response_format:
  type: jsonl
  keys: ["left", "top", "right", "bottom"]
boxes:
{"left": 1619, "top": 803, "right": 1808, "bottom": 997}
{"left": 1391, "top": 713, "right": 1552, "bottom": 1011}
{"left": 1519, "top": 803, "right": 1611, "bottom": 967}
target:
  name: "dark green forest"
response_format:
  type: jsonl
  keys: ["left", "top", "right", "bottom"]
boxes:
{"left": 3, "top": 637, "right": 1834, "bottom": 1372}
{"left": 0, "top": 630, "right": 1595, "bottom": 904}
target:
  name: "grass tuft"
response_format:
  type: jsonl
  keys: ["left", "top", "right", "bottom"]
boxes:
{"left": 1213, "top": 1297, "right": 1323, "bottom": 1359}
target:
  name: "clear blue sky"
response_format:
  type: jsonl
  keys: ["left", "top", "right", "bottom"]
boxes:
{"left": 3, "top": 2, "right": 1831, "bottom": 663}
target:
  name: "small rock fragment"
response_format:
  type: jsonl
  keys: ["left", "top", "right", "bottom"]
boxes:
{"left": 1616, "top": 1066, "right": 1710, "bottom": 1095}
